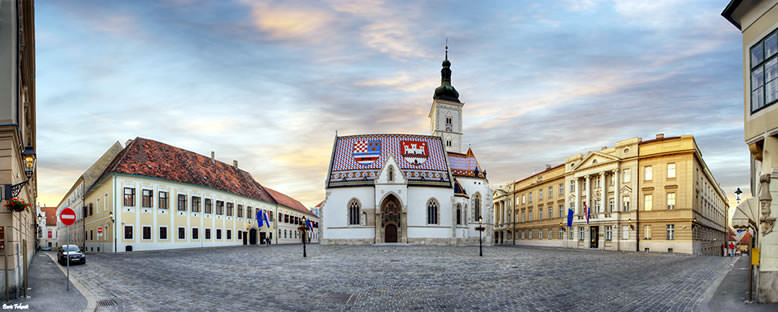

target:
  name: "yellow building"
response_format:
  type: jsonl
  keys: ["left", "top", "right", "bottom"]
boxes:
{"left": 722, "top": 0, "right": 778, "bottom": 302}
{"left": 0, "top": 0, "right": 36, "bottom": 299}
{"left": 80, "top": 138, "right": 317, "bottom": 253}
{"left": 500, "top": 135, "right": 728, "bottom": 255}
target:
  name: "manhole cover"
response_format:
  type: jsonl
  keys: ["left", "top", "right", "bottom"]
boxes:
{"left": 97, "top": 299, "right": 117, "bottom": 307}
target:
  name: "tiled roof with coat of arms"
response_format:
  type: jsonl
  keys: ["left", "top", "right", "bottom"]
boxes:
{"left": 328, "top": 134, "right": 451, "bottom": 188}
{"left": 447, "top": 148, "right": 486, "bottom": 179}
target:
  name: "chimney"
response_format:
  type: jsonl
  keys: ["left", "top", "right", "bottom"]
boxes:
{"left": 211, "top": 151, "right": 215, "bottom": 164}
{"left": 233, "top": 160, "right": 238, "bottom": 169}
{"left": 656, "top": 133, "right": 664, "bottom": 139}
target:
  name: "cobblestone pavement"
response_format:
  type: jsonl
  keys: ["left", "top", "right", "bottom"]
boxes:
{"left": 64, "top": 245, "right": 736, "bottom": 312}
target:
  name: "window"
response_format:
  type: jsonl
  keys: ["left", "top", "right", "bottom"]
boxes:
{"left": 178, "top": 227, "right": 185, "bottom": 240}
{"left": 216, "top": 229, "right": 222, "bottom": 240}
{"left": 594, "top": 200, "right": 600, "bottom": 214}
{"left": 644, "top": 166, "right": 652, "bottom": 181}
{"left": 159, "top": 191, "right": 168, "bottom": 209}
{"left": 285, "top": 214, "right": 289, "bottom": 223}
{"left": 142, "top": 189, "right": 152, "bottom": 208}
{"left": 549, "top": 187, "right": 553, "bottom": 198}
{"left": 667, "top": 193, "right": 675, "bottom": 210}
{"left": 623, "top": 169, "right": 631, "bottom": 183}
{"left": 89, "top": 203, "right": 93, "bottom": 216}
{"left": 123, "top": 187, "right": 135, "bottom": 207}
{"left": 238, "top": 230, "right": 242, "bottom": 239}
{"left": 237, "top": 205, "right": 243, "bottom": 218}
{"left": 644, "top": 225, "right": 651, "bottom": 239}
{"left": 456, "top": 205, "right": 462, "bottom": 225}
{"left": 644, "top": 195, "right": 653, "bottom": 211}
{"left": 623, "top": 196, "right": 630, "bottom": 212}
{"left": 539, "top": 208, "right": 543, "bottom": 220}
{"left": 528, "top": 211, "right": 533, "bottom": 221}
{"left": 539, "top": 190, "right": 543, "bottom": 201}
{"left": 559, "top": 228, "right": 564, "bottom": 240}
{"left": 143, "top": 226, "right": 151, "bottom": 240}
{"left": 559, "top": 205, "right": 564, "bottom": 219}
{"left": 621, "top": 226, "right": 630, "bottom": 240}
{"left": 227, "top": 203, "right": 234, "bottom": 216}
{"left": 124, "top": 226, "right": 133, "bottom": 239}
{"left": 216, "top": 201, "right": 224, "bottom": 215}
{"left": 548, "top": 207, "right": 552, "bottom": 219}
{"left": 665, "top": 224, "right": 676, "bottom": 240}
{"left": 560, "top": 183, "right": 564, "bottom": 195}
{"left": 548, "top": 228, "right": 553, "bottom": 240}
{"left": 538, "top": 229, "right": 543, "bottom": 239}
{"left": 521, "top": 231, "right": 525, "bottom": 240}
{"left": 667, "top": 163, "right": 676, "bottom": 179}
{"left": 348, "top": 200, "right": 360, "bottom": 225}
{"left": 569, "top": 228, "right": 573, "bottom": 240}
{"left": 192, "top": 228, "right": 199, "bottom": 240}
{"left": 521, "top": 211, "right": 525, "bottom": 223}
{"left": 474, "top": 194, "right": 481, "bottom": 219}
{"left": 528, "top": 192, "right": 532, "bottom": 202}
{"left": 609, "top": 199, "right": 614, "bottom": 212}
{"left": 529, "top": 230, "right": 533, "bottom": 239}
{"left": 570, "top": 180, "right": 575, "bottom": 192}
{"left": 750, "top": 31, "right": 778, "bottom": 112}
{"left": 388, "top": 166, "right": 394, "bottom": 182}
{"left": 178, "top": 194, "right": 187, "bottom": 212}
{"left": 191, "top": 196, "right": 201, "bottom": 213}
{"left": 90, "top": 230, "right": 93, "bottom": 241}
{"left": 205, "top": 228, "right": 211, "bottom": 240}
{"left": 227, "top": 230, "right": 232, "bottom": 240}
{"left": 605, "top": 226, "right": 612, "bottom": 241}
{"left": 579, "top": 227, "right": 585, "bottom": 240}
{"left": 522, "top": 195, "right": 526, "bottom": 204}
{"left": 248, "top": 206, "right": 253, "bottom": 220}
{"left": 159, "top": 227, "right": 168, "bottom": 240}
{"left": 205, "top": 199, "right": 212, "bottom": 214}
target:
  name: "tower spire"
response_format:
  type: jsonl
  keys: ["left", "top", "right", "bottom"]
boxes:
{"left": 433, "top": 41, "right": 460, "bottom": 102}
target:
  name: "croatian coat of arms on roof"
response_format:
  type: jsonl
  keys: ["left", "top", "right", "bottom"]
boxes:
{"left": 401, "top": 140, "right": 428, "bottom": 165}
{"left": 353, "top": 140, "right": 381, "bottom": 165}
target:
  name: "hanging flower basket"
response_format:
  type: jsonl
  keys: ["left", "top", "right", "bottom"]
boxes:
{"left": 5, "top": 198, "right": 29, "bottom": 213}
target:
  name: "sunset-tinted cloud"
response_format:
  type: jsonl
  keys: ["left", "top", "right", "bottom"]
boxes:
{"left": 35, "top": 0, "right": 746, "bottom": 208}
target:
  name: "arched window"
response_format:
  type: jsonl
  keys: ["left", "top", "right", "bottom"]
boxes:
{"left": 474, "top": 194, "right": 481, "bottom": 221}
{"left": 348, "top": 199, "right": 361, "bottom": 225}
{"left": 388, "top": 166, "right": 394, "bottom": 182}
{"left": 427, "top": 199, "right": 439, "bottom": 225}
{"left": 456, "top": 204, "right": 462, "bottom": 225}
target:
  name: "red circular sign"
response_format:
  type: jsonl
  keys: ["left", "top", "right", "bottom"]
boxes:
{"left": 97, "top": 227, "right": 103, "bottom": 234}
{"left": 60, "top": 207, "right": 76, "bottom": 226}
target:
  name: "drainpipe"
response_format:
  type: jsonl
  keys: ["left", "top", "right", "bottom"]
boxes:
{"left": 512, "top": 184, "right": 516, "bottom": 245}
{"left": 636, "top": 163, "right": 640, "bottom": 253}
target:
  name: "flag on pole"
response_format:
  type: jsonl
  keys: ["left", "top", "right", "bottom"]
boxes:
{"left": 263, "top": 210, "right": 270, "bottom": 228}
{"left": 567, "top": 208, "right": 574, "bottom": 227}
{"left": 584, "top": 203, "right": 590, "bottom": 224}
{"left": 257, "top": 209, "right": 264, "bottom": 228}
{"left": 305, "top": 219, "right": 313, "bottom": 231}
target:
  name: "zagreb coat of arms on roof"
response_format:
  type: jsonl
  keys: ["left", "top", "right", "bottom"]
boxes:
{"left": 401, "top": 140, "right": 428, "bottom": 165}
{"left": 353, "top": 140, "right": 381, "bottom": 165}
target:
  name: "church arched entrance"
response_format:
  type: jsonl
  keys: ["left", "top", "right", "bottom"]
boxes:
{"left": 380, "top": 195, "right": 402, "bottom": 243}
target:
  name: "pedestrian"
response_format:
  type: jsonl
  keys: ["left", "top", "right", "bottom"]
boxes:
{"left": 721, "top": 243, "right": 725, "bottom": 257}
{"left": 729, "top": 242, "right": 735, "bottom": 256}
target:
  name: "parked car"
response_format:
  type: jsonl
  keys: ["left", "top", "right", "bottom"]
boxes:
{"left": 57, "top": 245, "right": 86, "bottom": 265}
{"left": 40, "top": 247, "right": 51, "bottom": 251}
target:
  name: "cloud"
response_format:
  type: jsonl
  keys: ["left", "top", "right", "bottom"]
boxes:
{"left": 243, "top": 1, "right": 335, "bottom": 41}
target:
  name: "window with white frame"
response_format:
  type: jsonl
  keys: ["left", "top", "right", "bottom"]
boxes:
{"left": 539, "top": 208, "right": 543, "bottom": 220}
{"left": 667, "top": 163, "right": 676, "bottom": 179}
{"left": 348, "top": 200, "right": 360, "bottom": 225}
{"left": 623, "top": 169, "right": 631, "bottom": 183}
{"left": 521, "top": 231, "right": 525, "bottom": 240}
{"left": 667, "top": 193, "right": 675, "bottom": 210}
{"left": 605, "top": 226, "right": 612, "bottom": 241}
{"left": 568, "top": 228, "right": 573, "bottom": 240}
{"left": 528, "top": 192, "right": 532, "bottom": 202}
{"left": 548, "top": 187, "right": 553, "bottom": 198}
{"left": 623, "top": 196, "right": 630, "bottom": 212}
{"left": 570, "top": 180, "right": 575, "bottom": 192}
{"left": 539, "top": 190, "right": 543, "bottom": 201}
{"left": 142, "top": 226, "right": 152, "bottom": 240}
{"left": 559, "top": 205, "right": 564, "bottom": 219}
{"left": 427, "top": 199, "right": 439, "bottom": 225}
{"left": 644, "top": 224, "right": 651, "bottom": 239}
{"left": 644, "top": 166, "right": 652, "bottom": 180}
{"left": 609, "top": 199, "right": 614, "bottom": 212}
{"left": 548, "top": 228, "right": 553, "bottom": 240}
{"left": 622, "top": 225, "right": 629, "bottom": 240}
{"left": 644, "top": 194, "right": 653, "bottom": 211}
{"left": 538, "top": 229, "right": 543, "bottom": 239}
{"left": 560, "top": 183, "right": 564, "bottom": 195}
{"left": 579, "top": 227, "right": 585, "bottom": 240}
{"left": 559, "top": 228, "right": 564, "bottom": 240}
{"left": 528, "top": 211, "right": 533, "bottom": 221}
{"left": 522, "top": 195, "right": 526, "bottom": 204}
{"left": 529, "top": 230, "right": 533, "bottom": 239}
{"left": 750, "top": 30, "right": 778, "bottom": 113}
{"left": 159, "top": 226, "right": 168, "bottom": 240}
{"left": 666, "top": 224, "right": 675, "bottom": 240}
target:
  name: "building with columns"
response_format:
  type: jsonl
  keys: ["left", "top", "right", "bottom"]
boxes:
{"left": 498, "top": 134, "right": 728, "bottom": 255}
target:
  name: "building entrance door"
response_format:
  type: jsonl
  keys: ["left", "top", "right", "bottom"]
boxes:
{"left": 385, "top": 224, "right": 397, "bottom": 243}
{"left": 243, "top": 232, "right": 247, "bottom": 245}
{"left": 249, "top": 228, "right": 257, "bottom": 245}
{"left": 590, "top": 226, "right": 599, "bottom": 248}
{"left": 260, "top": 232, "right": 266, "bottom": 245}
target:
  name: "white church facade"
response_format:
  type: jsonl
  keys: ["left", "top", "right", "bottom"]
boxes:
{"left": 320, "top": 50, "right": 493, "bottom": 245}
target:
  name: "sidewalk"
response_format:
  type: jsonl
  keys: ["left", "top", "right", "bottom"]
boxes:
{"left": 708, "top": 256, "right": 778, "bottom": 311}
{"left": 5, "top": 251, "right": 87, "bottom": 311}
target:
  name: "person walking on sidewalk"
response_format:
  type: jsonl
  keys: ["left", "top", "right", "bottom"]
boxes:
{"left": 729, "top": 242, "right": 735, "bottom": 256}
{"left": 721, "top": 243, "right": 726, "bottom": 257}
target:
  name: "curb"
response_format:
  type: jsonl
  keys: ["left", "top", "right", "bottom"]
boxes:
{"left": 700, "top": 257, "right": 739, "bottom": 312}
{"left": 43, "top": 252, "right": 97, "bottom": 312}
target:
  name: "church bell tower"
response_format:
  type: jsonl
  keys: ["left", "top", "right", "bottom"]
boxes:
{"left": 429, "top": 45, "right": 464, "bottom": 154}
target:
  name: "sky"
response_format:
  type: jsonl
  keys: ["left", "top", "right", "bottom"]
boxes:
{"left": 35, "top": 0, "right": 748, "bottom": 212}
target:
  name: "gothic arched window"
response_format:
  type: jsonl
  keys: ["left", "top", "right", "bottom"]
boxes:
{"left": 474, "top": 194, "right": 482, "bottom": 221}
{"left": 388, "top": 166, "right": 394, "bottom": 182}
{"left": 348, "top": 199, "right": 361, "bottom": 225}
{"left": 456, "top": 204, "right": 462, "bottom": 225}
{"left": 427, "top": 199, "right": 439, "bottom": 225}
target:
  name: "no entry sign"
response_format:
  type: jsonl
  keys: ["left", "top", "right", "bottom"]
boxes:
{"left": 60, "top": 207, "right": 76, "bottom": 226}
{"left": 97, "top": 227, "right": 103, "bottom": 234}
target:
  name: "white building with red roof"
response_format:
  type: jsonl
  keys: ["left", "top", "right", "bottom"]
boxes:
{"left": 321, "top": 50, "right": 493, "bottom": 245}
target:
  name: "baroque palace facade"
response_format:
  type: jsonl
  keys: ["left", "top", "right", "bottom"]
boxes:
{"left": 493, "top": 135, "right": 728, "bottom": 255}
{"left": 56, "top": 137, "right": 317, "bottom": 253}
{"left": 321, "top": 50, "right": 493, "bottom": 245}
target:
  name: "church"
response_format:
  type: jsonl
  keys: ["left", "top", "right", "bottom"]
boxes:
{"left": 320, "top": 49, "right": 493, "bottom": 245}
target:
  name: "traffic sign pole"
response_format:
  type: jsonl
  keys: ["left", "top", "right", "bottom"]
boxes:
{"left": 60, "top": 207, "right": 76, "bottom": 292}
{"left": 66, "top": 226, "right": 69, "bottom": 291}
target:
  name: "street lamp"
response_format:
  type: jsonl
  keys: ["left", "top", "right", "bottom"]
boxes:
{"left": 735, "top": 188, "right": 743, "bottom": 204}
{"left": 109, "top": 211, "right": 116, "bottom": 253}
{"left": 475, "top": 217, "right": 485, "bottom": 257}
{"left": 297, "top": 216, "right": 308, "bottom": 258}
{"left": 4, "top": 145, "right": 36, "bottom": 200}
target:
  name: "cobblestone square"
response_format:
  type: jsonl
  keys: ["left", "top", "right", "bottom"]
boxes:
{"left": 65, "top": 245, "right": 735, "bottom": 311}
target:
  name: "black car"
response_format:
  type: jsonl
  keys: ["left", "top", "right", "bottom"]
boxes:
{"left": 57, "top": 245, "right": 86, "bottom": 265}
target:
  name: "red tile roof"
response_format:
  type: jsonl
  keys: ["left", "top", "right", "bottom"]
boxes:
{"left": 264, "top": 187, "right": 314, "bottom": 217}
{"left": 42, "top": 206, "right": 57, "bottom": 226}
{"left": 94, "top": 137, "right": 275, "bottom": 204}
{"left": 738, "top": 232, "right": 752, "bottom": 246}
